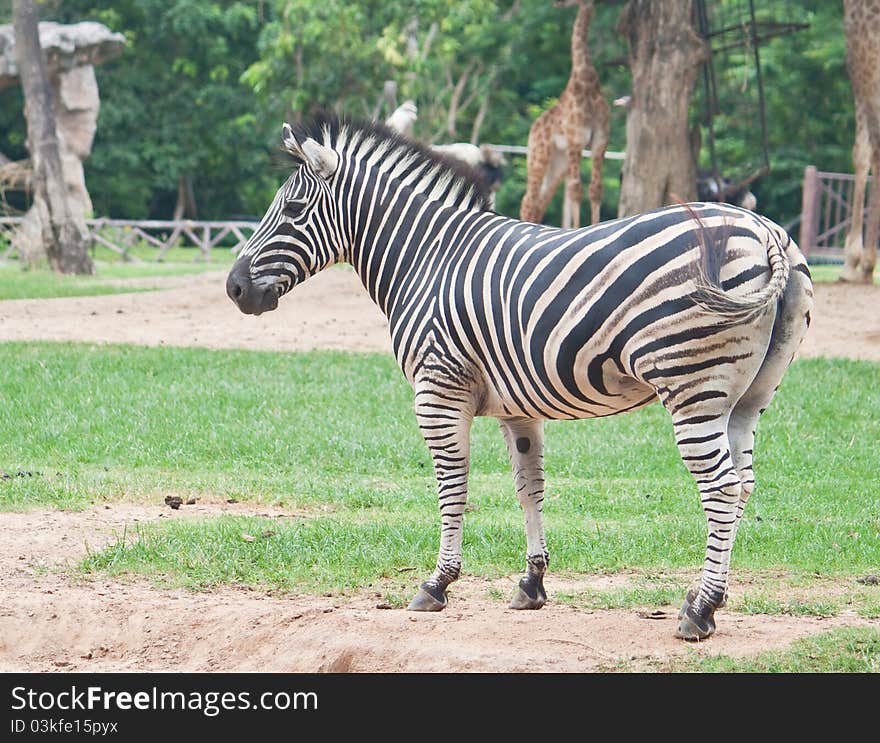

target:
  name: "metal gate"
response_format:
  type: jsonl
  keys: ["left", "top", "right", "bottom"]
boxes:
{"left": 798, "top": 165, "right": 874, "bottom": 260}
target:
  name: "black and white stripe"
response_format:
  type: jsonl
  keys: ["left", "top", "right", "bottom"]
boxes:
{"left": 229, "top": 116, "right": 813, "bottom": 640}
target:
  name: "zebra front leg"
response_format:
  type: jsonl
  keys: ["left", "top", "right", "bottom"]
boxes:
{"left": 407, "top": 392, "right": 474, "bottom": 612}
{"left": 499, "top": 417, "right": 548, "bottom": 610}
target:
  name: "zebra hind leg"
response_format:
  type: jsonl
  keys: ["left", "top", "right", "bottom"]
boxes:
{"left": 670, "top": 410, "right": 746, "bottom": 641}
{"left": 678, "top": 263, "right": 813, "bottom": 628}
{"left": 499, "top": 417, "right": 548, "bottom": 609}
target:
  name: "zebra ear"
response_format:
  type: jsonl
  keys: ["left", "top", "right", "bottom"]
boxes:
{"left": 281, "top": 123, "right": 303, "bottom": 158}
{"left": 299, "top": 138, "right": 339, "bottom": 179}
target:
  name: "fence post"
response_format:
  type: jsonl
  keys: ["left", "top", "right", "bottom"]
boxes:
{"left": 799, "top": 165, "right": 819, "bottom": 256}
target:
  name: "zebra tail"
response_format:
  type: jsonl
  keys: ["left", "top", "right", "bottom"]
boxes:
{"left": 686, "top": 205, "right": 790, "bottom": 325}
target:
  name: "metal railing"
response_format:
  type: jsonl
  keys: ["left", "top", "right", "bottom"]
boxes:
{"left": 798, "top": 165, "right": 873, "bottom": 259}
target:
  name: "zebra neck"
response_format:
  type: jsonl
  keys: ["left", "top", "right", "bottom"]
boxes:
{"left": 349, "top": 187, "right": 465, "bottom": 320}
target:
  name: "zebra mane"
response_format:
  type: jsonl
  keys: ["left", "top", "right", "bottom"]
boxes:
{"left": 291, "top": 113, "right": 493, "bottom": 213}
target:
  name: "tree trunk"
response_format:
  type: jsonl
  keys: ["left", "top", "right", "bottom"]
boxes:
{"left": 616, "top": 0, "right": 708, "bottom": 218}
{"left": 13, "top": 0, "right": 93, "bottom": 274}
{"left": 172, "top": 175, "right": 198, "bottom": 220}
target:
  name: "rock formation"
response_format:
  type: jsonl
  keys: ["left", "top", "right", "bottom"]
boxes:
{"left": 0, "top": 21, "right": 124, "bottom": 221}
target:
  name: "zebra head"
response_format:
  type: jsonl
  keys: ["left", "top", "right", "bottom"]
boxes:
{"left": 227, "top": 123, "right": 344, "bottom": 316}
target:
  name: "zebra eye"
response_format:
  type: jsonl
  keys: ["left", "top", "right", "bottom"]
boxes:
{"left": 282, "top": 200, "right": 306, "bottom": 218}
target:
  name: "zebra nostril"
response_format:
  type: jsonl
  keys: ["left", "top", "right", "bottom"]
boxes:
{"left": 226, "top": 269, "right": 250, "bottom": 305}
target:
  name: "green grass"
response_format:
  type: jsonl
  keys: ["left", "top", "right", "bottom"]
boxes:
{"left": 734, "top": 594, "right": 841, "bottom": 617}
{"left": 553, "top": 571, "right": 880, "bottom": 619}
{"left": 89, "top": 240, "right": 236, "bottom": 266}
{"left": 660, "top": 627, "right": 880, "bottom": 672}
{"left": 556, "top": 585, "right": 686, "bottom": 611}
{"left": 0, "top": 244, "right": 234, "bottom": 300}
{"left": 0, "top": 264, "right": 148, "bottom": 300}
{"left": 806, "top": 262, "right": 844, "bottom": 283}
{"left": 1, "top": 342, "right": 878, "bottom": 598}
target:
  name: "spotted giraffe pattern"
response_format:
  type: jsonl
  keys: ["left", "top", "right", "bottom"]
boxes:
{"left": 842, "top": 0, "right": 880, "bottom": 283}
{"left": 520, "top": 0, "right": 610, "bottom": 229}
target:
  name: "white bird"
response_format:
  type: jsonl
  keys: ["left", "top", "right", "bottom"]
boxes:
{"left": 384, "top": 100, "right": 418, "bottom": 139}
{"left": 384, "top": 102, "right": 506, "bottom": 209}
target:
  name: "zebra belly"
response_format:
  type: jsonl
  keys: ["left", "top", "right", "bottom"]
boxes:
{"left": 471, "top": 344, "right": 658, "bottom": 421}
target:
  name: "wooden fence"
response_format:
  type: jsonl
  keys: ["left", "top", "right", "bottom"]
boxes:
{"left": 798, "top": 165, "right": 872, "bottom": 259}
{"left": 0, "top": 216, "right": 257, "bottom": 261}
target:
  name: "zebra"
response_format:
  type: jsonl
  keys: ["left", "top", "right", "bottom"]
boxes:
{"left": 226, "top": 115, "right": 813, "bottom": 641}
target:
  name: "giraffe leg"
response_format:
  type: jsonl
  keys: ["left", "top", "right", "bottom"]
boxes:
{"left": 859, "top": 141, "right": 880, "bottom": 281}
{"left": 521, "top": 137, "right": 550, "bottom": 224}
{"left": 562, "top": 184, "right": 572, "bottom": 231}
{"left": 521, "top": 111, "right": 565, "bottom": 225}
{"left": 842, "top": 117, "right": 870, "bottom": 282}
{"left": 563, "top": 144, "right": 583, "bottom": 230}
{"left": 499, "top": 417, "right": 548, "bottom": 610}
{"left": 587, "top": 134, "right": 607, "bottom": 225}
{"left": 407, "top": 383, "right": 474, "bottom": 612}
{"left": 524, "top": 144, "right": 567, "bottom": 225}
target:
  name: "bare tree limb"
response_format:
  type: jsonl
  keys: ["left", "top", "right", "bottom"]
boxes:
{"left": 470, "top": 79, "right": 494, "bottom": 145}
{"left": 420, "top": 22, "right": 439, "bottom": 61}
{"left": 446, "top": 60, "right": 476, "bottom": 138}
{"left": 457, "top": 61, "right": 486, "bottom": 117}
{"left": 370, "top": 80, "right": 397, "bottom": 120}
{"left": 500, "top": 0, "right": 522, "bottom": 22}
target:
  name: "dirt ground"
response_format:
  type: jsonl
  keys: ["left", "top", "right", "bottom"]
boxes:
{"left": 1, "top": 266, "right": 878, "bottom": 361}
{"left": 0, "top": 269, "right": 878, "bottom": 672}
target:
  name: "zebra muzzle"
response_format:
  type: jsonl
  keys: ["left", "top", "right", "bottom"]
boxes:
{"left": 226, "top": 263, "right": 279, "bottom": 316}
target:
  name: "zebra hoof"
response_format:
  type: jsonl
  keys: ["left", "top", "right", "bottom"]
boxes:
{"left": 675, "top": 605, "right": 716, "bottom": 641}
{"left": 509, "top": 575, "right": 547, "bottom": 610}
{"left": 678, "top": 586, "right": 727, "bottom": 619}
{"left": 677, "top": 586, "right": 700, "bottom": 620}
{"left": 407, "top": 583, "right": 448, "bottom": 612}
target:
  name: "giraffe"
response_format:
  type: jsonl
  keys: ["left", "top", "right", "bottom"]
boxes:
{"left": 520, "top": 0, "right": 609, "bottom": 228}
{"left": 841, "top": 0, "right": 880, "bottom": 283}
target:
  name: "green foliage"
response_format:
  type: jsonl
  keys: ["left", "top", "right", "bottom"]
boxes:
{"left": 0, "top": 266, "right": 148, "bottom": 300}
{"left": 0, "top": 1, "right": 861, "bottom": 231}
{"left": 242, "top": 0, "right": 631, "bottom": 223}
{"left": 699, "top": 0, "right": 855, "bottom": 227}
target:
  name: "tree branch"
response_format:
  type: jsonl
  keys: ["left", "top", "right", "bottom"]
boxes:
{"left": 457, "top": 62, "right": 486, "bottom": 117}
{"left": 500, "top": 0, "right": 522, "bottom": 22}
{"left": 446, "top": 60, "right": 476, "bottom": 138}
{"left": 420, "top": 22, "right": 439, "bottom": 61}
{"left": 470, "top": 73, "right": 495, "bottom": 144}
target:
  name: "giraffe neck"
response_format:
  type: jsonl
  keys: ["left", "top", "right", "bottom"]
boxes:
{"left": 569, "top": 3, "right": 595, "bottom": 82}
